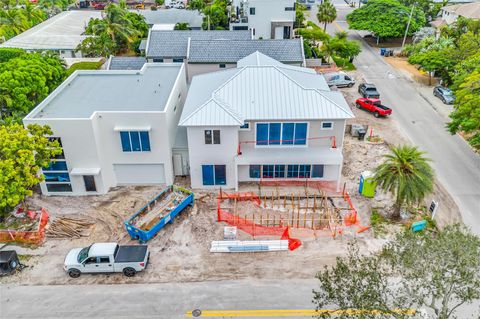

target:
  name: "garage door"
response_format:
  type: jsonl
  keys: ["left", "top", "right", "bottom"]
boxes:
{"left": 113, "top": 164, "right": 165, "bottom": 185}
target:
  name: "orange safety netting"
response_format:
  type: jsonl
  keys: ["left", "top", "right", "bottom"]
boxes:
{"left": 0, "top": 208, "right": 49, "bottom": 245}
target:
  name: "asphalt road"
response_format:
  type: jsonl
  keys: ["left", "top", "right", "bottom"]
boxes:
{"left": 311, "top": 0, "right": 480, "bottom": 233}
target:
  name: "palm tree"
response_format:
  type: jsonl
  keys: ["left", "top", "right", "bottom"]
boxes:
{"left": 374, "top": 145, "right": 434, "bottom": 219}
{"left": 0, "top": 9, "right": 29, "bottom": 37}
{"left": 317, "top": 0, "right": 337, "bottom": 32}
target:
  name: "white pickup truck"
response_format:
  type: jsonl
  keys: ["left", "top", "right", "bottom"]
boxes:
{"left": 64, "top": 242, "right": 149, "bottom": 278}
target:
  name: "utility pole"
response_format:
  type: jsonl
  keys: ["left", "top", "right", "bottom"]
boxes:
{"left": 401, "top": 4, "right": 415, "bottom": 49}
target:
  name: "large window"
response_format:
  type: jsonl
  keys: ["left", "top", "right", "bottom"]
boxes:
{"left": 262, "top": 165, "right": 274, "bottom": 178}
{"left": 312, "top": 165, "right": 324, "bottom": 178}
{"left": 256, "top": 123, "right": 308, "bottom": 146}
{"left": 43, "top": 137, "right": 72, "bottom": 192}
{"left": 120, "top": 131, "right": 151, "bottom": 152}
{"left": 202, "top": 165, "right": 226, "bottom": 185}
{"left": 204, "top": 130, "right": 220, "bottom": 144}
{"left": 249, "top": 164, "right": 325, "bottom": 179}
{"left": 249, "top": 165, "right": 261, "bottom": 178}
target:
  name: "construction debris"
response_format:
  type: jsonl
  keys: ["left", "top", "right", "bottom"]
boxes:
{"left": 47, "top": 217, "right": 94, "bottom": 238}
{"left": 210, "top": 240, "right": 289, "bottom": 253}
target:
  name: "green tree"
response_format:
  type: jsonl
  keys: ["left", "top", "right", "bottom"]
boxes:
{"left": 202, "top": 0, "right": 228, "bottom": 30}
{"left": 314, "top": 226, "right": 480, "bottom": 319}
{"left": 188, "top": 0, "right": 206, "bottom": 10}
{"left": 0, "top": 52, "right": 65, "bottom": 120}
{"left": 0, "top": 9, "right": 29, "bottom": 38}
{"left": 373, "top": 145, "right": 434, "bottom": 219}
{"left": 408, "top": 49, "right": 455, "bottom": 85}
{"left": 346, "top": 0, "right": 426, "bottom": 40}
{"left": 0, "top": 124, "right": 62, "bottom": 216}
{"left": 0, "top": 48, "right": 25, "bottom": 63}
{"left": 295, "top": 4, "right": 306, "bottom": 29}
{"left": 317, "top": 0, "right": 337, "bottom": 32}
{"left": 174, "top": 22, "right": 191, "bottom": 30}
{"left": 448, "top": 69, "right": 480, "bottom": 150}
{"left": 155, "top": 0, "right": 164, "bottom": 5}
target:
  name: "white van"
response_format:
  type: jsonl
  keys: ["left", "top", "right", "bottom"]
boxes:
{"left": 323, "top": 72, "right": 355, "bottom": 88}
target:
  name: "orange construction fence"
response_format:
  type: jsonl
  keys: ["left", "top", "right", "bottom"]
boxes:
{"left": 0, "top": 208, "right": 49, "bottom": 245}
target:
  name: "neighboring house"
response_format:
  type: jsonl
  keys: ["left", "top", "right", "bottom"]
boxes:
{"left": 23, "top": 64, "right": 187, "bottom": 195}
{"left": 0, "top": 11, "right": 101, "bottom": 58}
{"left": 229, "top": 0, "right": 296, "bottom": 39}
{"left": 132, "top": 9, "right": 204, "bottom": 30}
{"left": 186, "top": 38, "right": 305, "bottom": 81}
{"left": 179, "top": 52, "right": 354, "bottom": 190}
{"left": 432, "top": 2, "right": 480, "bottom": 27}
{"left": 107, "top": 56, "right": 146, "bottom": 70}
{"left": 145, "top": 30, "right": 252, "bottom": 63}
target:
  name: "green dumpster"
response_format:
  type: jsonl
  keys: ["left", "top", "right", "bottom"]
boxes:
{"left": 359, "top": 171, "right": 376, "bottom": 198}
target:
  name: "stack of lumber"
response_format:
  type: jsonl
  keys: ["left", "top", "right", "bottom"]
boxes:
{"left": 46, "top": 217, "right": 94, "bottom": 238}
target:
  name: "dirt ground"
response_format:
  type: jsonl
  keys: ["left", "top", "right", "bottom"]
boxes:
{"left": 1, "top": 73, "right": 462, "bottom": 286}
{"left": 383, "top": 56, "right": 439, "bottom": 86}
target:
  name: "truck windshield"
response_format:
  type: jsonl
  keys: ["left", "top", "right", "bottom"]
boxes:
{"left": 77, "top": 246, "right": 90, "bottom": 263}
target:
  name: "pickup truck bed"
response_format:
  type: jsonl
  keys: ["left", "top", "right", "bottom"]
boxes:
{"left": 115, "top": 245, "right": 148, "bottom": 263}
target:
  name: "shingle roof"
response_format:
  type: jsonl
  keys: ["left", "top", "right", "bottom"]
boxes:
{"left": 442, "top": 2, "right": 480, "bottom": 18}
{"left": 132, "top": 9, "right": 204, "bottom": 28}
{"left": 146, "top": 30, "right": 252, "bottom": 58}
{"left": 107, "top": 57, "right": 146, "bottom": 70}
{"left": 0, "top": 11, "right": 101, "bottom": 50}
{"left": 187, "top": 39, "right": 304, "bottom": 63}
{"left": 180, "top": 52, "right": 354, "bottom": 127}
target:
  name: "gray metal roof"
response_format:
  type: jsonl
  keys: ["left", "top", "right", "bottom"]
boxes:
{"left": 187, "top": 39, "right": 304, "bottom": 63}
{"left": 132, "top": 9, "right": 204, "bottom": 28}
{"left": 27, "top": 63, "right": 183, "bottom": 119}
{"left": 146, "top": 30, "right": 252, "bottom": 58}
{"left": 0, "top": 11, "right": 101, "bottom": 50}
{"left": 180, "top": 52, "right": 354, "bottom": 127}
{"left": 108, "top": 57, "right": 146, "bottom": 70}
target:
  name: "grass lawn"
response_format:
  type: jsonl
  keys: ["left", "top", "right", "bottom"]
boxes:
{"left": 66, "top": 59, "right": 105, "bottom": 76}
{"left": 332, "top": 55, "right": 356, "bottom": 71}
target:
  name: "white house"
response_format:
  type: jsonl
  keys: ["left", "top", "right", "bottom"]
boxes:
{"left": 229, "top": 0, "right": 296, "bottom": 39}
{"left": 179, "top": 52, "right": 354, "bottom": 190}
{"left": 23, "top": 63, "right": 187, "bottom": 195}
{"left": 432, "top": 2, "right": 480, "bottom": 28}
{"left": 0, "top": 11, "right": 101, "bottom": 58}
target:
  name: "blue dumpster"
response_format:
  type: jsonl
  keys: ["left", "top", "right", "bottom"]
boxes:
{"left": 380, "top": 48, "right": 386, "bottom": 56}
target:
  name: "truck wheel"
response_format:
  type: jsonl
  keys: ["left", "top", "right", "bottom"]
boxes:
{"left": 348, "top": 83, "right": 354, "bottom": 88}
{"left": 374, "top": 112, "right": 380, "bottom": 118}
{"left": 68, "top": 269, "right": 81, "bottom": 278}
{"left": 123, "top": 267, "right": 136, "bottom": 277}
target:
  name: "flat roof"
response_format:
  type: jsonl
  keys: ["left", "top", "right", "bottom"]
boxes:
{"left": 0, "top": 11, "right": 101, "bottom": 50}
{"left": 28, "top": 63, "right": 183, "bottom": 119}
{"left": 133, "top": 9, "right": 204, "bottom": 28}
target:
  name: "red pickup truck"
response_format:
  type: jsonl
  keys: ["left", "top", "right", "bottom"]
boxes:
{"left": 355, "top": 98, "right": 392, "bottom": 118}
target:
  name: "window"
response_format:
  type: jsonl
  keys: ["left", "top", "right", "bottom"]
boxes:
{"left": 256, "top": 123, "right": 308, "bottom": 146}
{"left": 49, "top": 137, "right": 65, "bottom": 159}
{"left": 249, "top": 165, "right": 261, "bottom": 178}
{"left": 233, "top": 26, "right": 248, "bottom": 30}
{"left": 153, "top": 58, "right": 164, "bottom": 62}
{"left": 98, "top": 257, "right": 110, "bottom": 263}
{"left": 44, "top": 137, "right": 71, "bottom": 192}
{"left": 321, "top": 122, "right": 333, "bottom": 130}
{"left": 219, "top": 64, "right": 226, "bottom": 68}
{"left": 44, "top": 172, "right": 70, "bottom": 182}
{"left": 240, "top": 122, "right": 250, "bottom": 130}
{"left": 43, "top": 161, "right": 68, "bottom": 171}
{"left": 84, "top": 257, "right": 96, "bottom": 264}
{"left": 312, "top": 165, "right": 324, "bottom": 178}
{"left": 46, "top": 183, "right": 72, "bottom": 192}
{"left": 262, "top": 165, "right": 274, "bottom": 178}
{"left": 83, "top": 175, "right": 96, "bottom": 192}
{"left": 120, "top": 131, "right": 150, "bottom": 152}
{"left": 287, "top": 165, "right": 299, "bottom": 178}
{"left": 274, "top": 165, "right": 285, "bottom": 178}
{"left": 202, "top": 165, "right": 226, "bottom": 185}
{"left": 173, "top": 58, "right": 183, "bottom": 63}
{"left": 204, "top": 130, "right": 220, "bottom": 144}
{"left": 285, "top": 6, "right": 295, "bottom": 10}
{"left": 283, "top": 26, "right": 291, "bottom": 39}
{"left": 299, "top": 165, "right": 311, "bottom": 178}
{"left": 250, "top": 7, "right": 255, "bottom": 14}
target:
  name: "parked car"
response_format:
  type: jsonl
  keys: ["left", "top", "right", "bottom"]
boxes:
{"left": 324, "top": 72, "right": 355, "bottom": 88}
{"left": 64, "top": 242, "right": 149, "bottom": 278}
{"left": 433, "top": 86, "right": 455, "bottom": 104}
{"left": 91, "top": 1, "right": 106, "bottom": 9}
{"left": 174, "top": 2, "right": 185, "bottom": 8}
{"left": 358, "top": 83, "right": 380, "bottom": 99}
{"left": 355, "top": 98, "right": 392, "bottom": 118}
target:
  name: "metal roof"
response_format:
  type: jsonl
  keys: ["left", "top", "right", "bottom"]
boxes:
{"left": 0, "top": 11, "right": 101, "bottom": 50}
{"left": 146, "top": 30, "right": 252, "bottom": 58}
{"left": 107, "top": 57, "right": 146, "bottom": 70}
{"left": 187, "top": 39, "right": 304, "bottom": 63}
{"left": 180, "top": 52, "right": 354, "bottom": 127}
{"left": 132, "top": 9, "right": 204, "bottom": 28}
{"left": 27, "top": 63, "right": 183, "bottom": 119}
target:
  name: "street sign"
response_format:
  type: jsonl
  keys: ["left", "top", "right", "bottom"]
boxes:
{"left": 429, "top": 200, "right": 438, "bottom": 219}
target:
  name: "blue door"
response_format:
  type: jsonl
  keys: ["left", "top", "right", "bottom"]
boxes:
{"left": 202, "top": 165, "right": 214, "bottom": 185}
{"left": 214, "top": 165, "right": 226, "bottom": 185}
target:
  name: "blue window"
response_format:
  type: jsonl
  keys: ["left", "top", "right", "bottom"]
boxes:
{"left": 294, "top": 123, "right": 307, "bottom": 145}
{"left": 173, "top": 58, "right": 183, "bottom": 63}
{"left": 287, "top": 165, "right": 299, "bottom": 178}
{"left": 43, "top": 161, "right": 68, "bottom": 171}
{"left": 312, "top": 165, "right": 324, "bottom": 178}
{"left": 240, "top": 122, "right": 250, "bottom": 130}
{"left": 202, "top": 165, "right": 226, "bottom": 185}
{"left": 44, "top": 172, "right": 70, "bottom": 182}
{"left": 120, "top": 131, "right": 151, "bottom": 152}
{"left": 275, "top": 165, "right": 285, "bottom": 178}
{"left": 321, "top": 122, "right": 333, "bottom": 130}
{"left": 269, "top": 123, "right": 281, "bottom": 145}
{"left": 249, "top": 165, "right": 261, "bottom": 178}
{"left": 262, "top": 165, "right": 274, "bottom": 178}
{"left": 282, "top": 123, "right": 295, "bottom": 145}
{"left": 299, "top": 165, "right": 311, "bottom": 178}
{"left": 256, "top": 124, "right": 269, "bottom": 145}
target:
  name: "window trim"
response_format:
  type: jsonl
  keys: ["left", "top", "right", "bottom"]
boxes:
{"left": 204, "top": 129, "right": 221, "bottom": 145}
{"left": 255, "top": 122, "right": 309, "bottom": 148}
{"left": 321, "top": 121, "right": 334, "bottom": 130}
{"left": 120, "top": 131, "right": 151, "bottom": 152}
{"left": 239, "top": 122, "right": 250, "bottom": 131}
{"left": 202, "top": 164, "right": 226, "bottom": 186}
